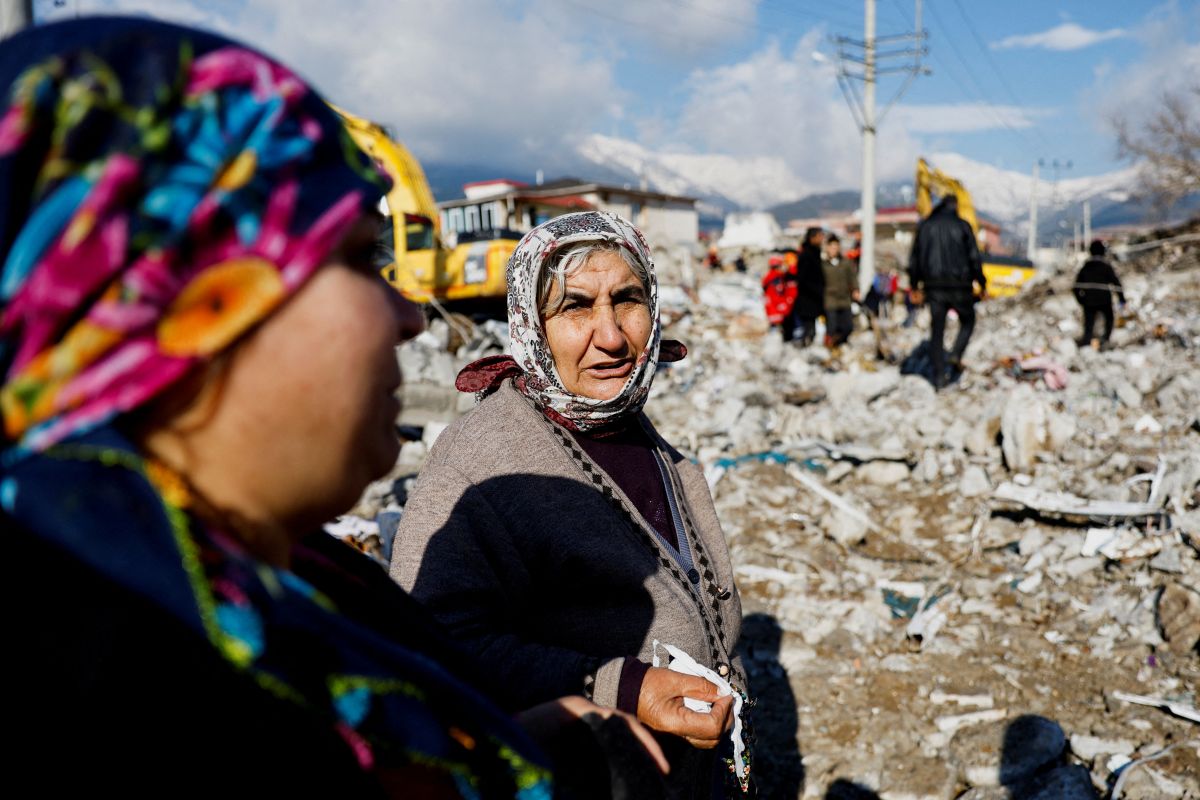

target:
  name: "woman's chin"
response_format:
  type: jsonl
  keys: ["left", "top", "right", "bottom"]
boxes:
{"left": 576, "top": 380, "right": 625, "bottom": 401}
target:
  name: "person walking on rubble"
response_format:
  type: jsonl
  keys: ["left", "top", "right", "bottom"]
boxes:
{"left": 1073, "top": 240, "right": 1125, "bottom": 349}
{"left": 784, "top": 227, "right": 825, "bottom": 345}
{"left": 907, "top": 195, "right": 985, "bottom": 389}
{"left": 821, "top": 234, "right": 858, "bottom": 347}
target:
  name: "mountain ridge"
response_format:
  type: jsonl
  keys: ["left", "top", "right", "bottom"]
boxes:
{"left": 426, "top": 136, "right": 1191, "bottom": 239}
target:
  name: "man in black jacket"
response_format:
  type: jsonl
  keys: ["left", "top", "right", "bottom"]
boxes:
{"left": 908, "top": 196, "right": 986, "bottom": 389}
{"left": 1073, "top": 240, "right": 1125, "bottom": 348}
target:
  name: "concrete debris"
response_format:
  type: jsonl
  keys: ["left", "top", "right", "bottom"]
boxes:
{"left": 324, "top": 515, "right": 386, "bottom": 564}
{"left": 935, "top": 709, "right": 1008, "bottom": 735}
{"left": 929, "top": 690, "right": 993, "bottom": 708}
{"left": 356, "top": 239, "right": 1200, "bottom": 798}
{"left": 1110, "top": 743, "right": 1197, "bottom": 800}
{"left": 859, "top": 460, "right": 911, "bottom": 487}
{"left": 1069, "top": 733, "right": 1136, "bottom": 762}
{"left": 905, "top": 599, "right": 949, "bottom": 648}
{"left": 1080, "top": 527, "right": 1173, "bottom": 561}
{"left": 1155, "top": 583, "right": 1200, "bottom": 656}
{"left": 787, "top": 463, "right": 883, "bottom": 535}
{"left": 1134, "top": 414, "right": 1163, "bottom": 434}
{"left": 992, "top": 482, "right": 1164, "bottom": 521}
{"left": 958, "top": 465, "right": 991, "bottom": 498}
{"left": 1111, "top": 690, "right": 1200, "bottom": 724}
{"left": 1000, "top": 384, "right": 1047, "bottom": 471}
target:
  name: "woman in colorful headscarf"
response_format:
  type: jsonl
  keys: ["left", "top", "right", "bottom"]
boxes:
{"left": 1, "top": 18, "right": 667, "bottom": 798}
{"left": 393, "top": 212, "right": 752, "bottom": 798}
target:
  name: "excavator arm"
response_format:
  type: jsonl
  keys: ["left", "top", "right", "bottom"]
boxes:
{"left": 915, "top": 158, "right": 979, "bottom": 233}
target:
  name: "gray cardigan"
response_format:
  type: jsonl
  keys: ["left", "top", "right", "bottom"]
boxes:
{"left": 391, "top": 381, "right": 745, "bottom": 740}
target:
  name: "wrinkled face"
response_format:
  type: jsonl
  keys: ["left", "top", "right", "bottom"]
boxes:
{"left": 542, "top": 250, "right": 652, "bottom": 401}
{"left": 209, "top": 214, "right": 423, "bottom": 521}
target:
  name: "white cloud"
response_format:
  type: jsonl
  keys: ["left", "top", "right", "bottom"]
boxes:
{"left": 666, "top": 32, "right": 920, "bottom": 194}
{"left": 535, "top": 0, "right": 762, "bottom": 61}
{"left": 992, "top": 22, "right": 1127, "bottom": 52}
{"left": 889, "top": 103, "right": 1052, "bottom": 134}
{"left": 76, "top": 0, "right": 626, "bottom": 172}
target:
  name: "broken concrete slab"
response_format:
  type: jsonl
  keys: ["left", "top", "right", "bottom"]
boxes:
{"left": 1001, "top": 384, "right": 1047, "bottom": 472}
{"left": 992, "top": 482, "right": 1163, "bottom": 521}
{"left": 959, "top": 465, "right": 991, "bottom": 498}
{"left": 1069, "top": 733, "right": 1135, "bottom": 762}
{"left": 860, "top": 460, "right": 911, "bottom": 487}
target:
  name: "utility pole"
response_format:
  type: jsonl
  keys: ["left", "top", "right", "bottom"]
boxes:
{"left": 1046, "top": 157, "right": 1072, "bottom": 261}
{"left": 1082, "top": 199, "right": 1091, "bottom": 247}
{"left": 1027, "top": 161, "right": 1039, "bottom": 261}
{"left": 859, "top": 0, "right": 876, "bottom": 299}
{"left": 835, "top": 1, "right": 927, "bottom": 298}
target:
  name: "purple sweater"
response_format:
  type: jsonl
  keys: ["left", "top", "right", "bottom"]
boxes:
{"left": 570, "top": 422, "right": 678, "bottom": 550}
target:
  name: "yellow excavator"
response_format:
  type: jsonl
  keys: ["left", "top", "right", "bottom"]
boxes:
{"left": 915, "top": 157, "right": 1035, "bottom": 298}
{"left": 334, "top": 107, "right": 518, "bottom": 310}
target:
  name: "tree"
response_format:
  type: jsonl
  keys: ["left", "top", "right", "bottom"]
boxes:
{"left": 1114, "top": 83, "right": 1200, "bottom": 214}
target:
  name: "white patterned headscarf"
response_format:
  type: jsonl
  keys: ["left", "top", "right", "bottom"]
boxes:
{"left": 456, "top": 211, "right": 684, "bottom": 432}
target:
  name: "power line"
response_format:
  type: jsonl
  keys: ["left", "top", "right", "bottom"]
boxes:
{"left": 758, "top": 0, "right": 863, "bottom": 31}
{"left": 891, "top": 0, "right": 1044, "bottom": 154}
{"left": 923, "top": 1, "right": 1041, "bottom": 147}
{"left": 949, "top": 0, "right": 1053, "bottom": 150}
{"left": 560, "top": 0, "right": 834, "bottom": 42}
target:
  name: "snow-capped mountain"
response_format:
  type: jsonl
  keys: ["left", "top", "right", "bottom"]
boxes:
{"left": 576, "top": 134, "right": 808, "bottom": 212}
{"left": 573, "top": 134, "right": 1152, "bottom": 235}
{"left": 924, "top": 152, "right": 1138, "bottom": 234}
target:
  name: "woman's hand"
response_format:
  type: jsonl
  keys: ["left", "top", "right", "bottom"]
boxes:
{"left": 636, "top": 667, "right": 734, "bottom": 749}
{"left": 517, "top": 696, "right": 669, "bottom": 775}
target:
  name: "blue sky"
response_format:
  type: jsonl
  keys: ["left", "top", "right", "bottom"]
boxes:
{"left": 38, "top": 0, "right": 1200, "bottom": 196}
{"left": 589, "top": 0, "right": 1196, "bottom": 177}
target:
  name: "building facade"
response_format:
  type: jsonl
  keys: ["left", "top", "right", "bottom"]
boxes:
{"left": 438, "top": 179, "right": 699, "bottom": 247}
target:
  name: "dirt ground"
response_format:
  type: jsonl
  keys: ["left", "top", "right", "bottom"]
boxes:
{"left": 664, "top": 246, "right": 1200, "bottom": 799}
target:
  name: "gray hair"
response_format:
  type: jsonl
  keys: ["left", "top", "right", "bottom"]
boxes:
{"left": 537, "top": 240, "right": 650, "bottom": 317}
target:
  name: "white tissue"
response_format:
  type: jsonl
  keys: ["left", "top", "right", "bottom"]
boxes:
{"left": 652, "top": 640, "right": 747, "bottom": 783}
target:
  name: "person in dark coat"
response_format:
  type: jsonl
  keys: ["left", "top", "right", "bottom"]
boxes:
{"left": 1073, "top": 240, "right": 1125, "bottom": 348}
{"left": 784, "top": 227, "right": 825, "bottom": 345}
{"left": 907, "top": 196, "right": 985, "bottom": 389}
{"left": 821, "top": 234, "right": 858, "bottom": 347}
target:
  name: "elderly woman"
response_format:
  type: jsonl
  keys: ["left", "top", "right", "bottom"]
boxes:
{"left": 393, "top": 212, "right": 751, "bottom": 797}
{"left": 2, "top": 18, "right": 665, "bottom": 798}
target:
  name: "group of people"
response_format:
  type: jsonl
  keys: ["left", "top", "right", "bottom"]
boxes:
{"left": 762, "top": 228, "right": 861, "bottom": 349}
{"left": 903, "top": 195, "right": 1127, "bottom": 380}
{"left": 6, "top": 17, "right": 749, "bottom": 800}
{"left": 762, "top": 195, "right": 1128, "bottom": 388}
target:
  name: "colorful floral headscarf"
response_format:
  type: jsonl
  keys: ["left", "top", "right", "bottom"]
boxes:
{"left": 0, "top": 18, "right": 552, "bottom": 798}
{"left": 457, "top": 211, "right": 684, "bottom": 432}
{"left": 0, "top": 16, "right": 385, "bottom": 457}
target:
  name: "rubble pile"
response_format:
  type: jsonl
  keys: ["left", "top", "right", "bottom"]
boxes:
{"left": 646, "top": 258, "right": 1199, "bottom": 799}
{"left": 343, "top": 244, "right": 1199, "bottom": 799}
